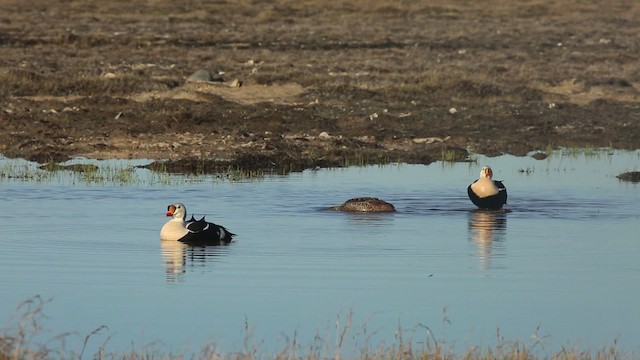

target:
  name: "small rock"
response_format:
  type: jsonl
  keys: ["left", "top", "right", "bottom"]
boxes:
{"left": 531, "top": 152, "right": 548, "bottom": 160}
{"left": 228, "top": 79, "right": 242, "bottom": 87}
{"left": 412, "top": 137, "right": 443, "bottom": 144}
{"left": 186, "top": 69, "right": 224, "bottom": 83}
{"left": 318, "top": 131, "right": 331, "bottom": 140}
{"left": 355, "top": 135, "right": 375, "bottom": 143}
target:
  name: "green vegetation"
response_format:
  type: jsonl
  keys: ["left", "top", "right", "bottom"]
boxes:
{"left": 0, "top": 297, "right": 636, "bottom": 360}
{"left": 556, "top": 146, "right": 613, "bottom": 160}
{"left": 0, "top": 158, "right": 162, "bottom": 185}
{"left": 0, "top": 156, "right": 273, "bottom": 185}
{"left": 441, "top": 147, "right": 469, "bottom": 163}
{"left": 1, "top": 147, "right": 633, "bottom": 185}
{"left": 0, "top": 160, "right": 55, "bottom": 182}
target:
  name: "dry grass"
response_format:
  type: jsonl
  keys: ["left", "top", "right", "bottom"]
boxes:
{"left": 0, "top": 68, "right": 176, "bottom": 98}
{"left": 0, "top": 297, "right": 637, "bottom": 360}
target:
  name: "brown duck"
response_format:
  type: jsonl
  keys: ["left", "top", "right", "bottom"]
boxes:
{"left": 328, "top": 197, "right": 396, "bottom": 212}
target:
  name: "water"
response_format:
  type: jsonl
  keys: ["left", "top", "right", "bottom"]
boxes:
{"left": 1, "top": 150, "right": 639, "bottom": 356}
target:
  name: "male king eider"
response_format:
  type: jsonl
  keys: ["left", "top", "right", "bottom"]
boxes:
{"left": 467, "top": 166, "right": 507, "bottom": 210}
{"left": 160, "top": 203, "right": 235, "bottom": 246}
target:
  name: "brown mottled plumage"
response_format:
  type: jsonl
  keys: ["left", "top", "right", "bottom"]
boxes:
{"left": 328, "top": 197, "right": 396, "bottom": 212}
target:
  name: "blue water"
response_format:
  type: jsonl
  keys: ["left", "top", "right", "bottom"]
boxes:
{"left": 0, "top": 150, "right": 639, "bottom": 357}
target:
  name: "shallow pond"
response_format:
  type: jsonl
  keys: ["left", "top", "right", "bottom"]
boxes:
{"left": 1, "top": 150, "right": 639, "bottom": 357}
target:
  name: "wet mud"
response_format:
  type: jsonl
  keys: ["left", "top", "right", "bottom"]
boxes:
{"left": 1, "top": 0, "right": 639, "bottom": 173}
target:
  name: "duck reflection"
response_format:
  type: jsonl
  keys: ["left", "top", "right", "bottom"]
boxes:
{"left": 343, "top": 212, "right": 395, "bottom": 227}
{"left": 468, "top": 210, "right": 507, "bottom": 270}
{"left": 160, "top": 241, "right": 229, "bottom": 282}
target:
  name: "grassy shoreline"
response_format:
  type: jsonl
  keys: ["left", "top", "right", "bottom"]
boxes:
{"left": 1, "top": 297, "right": 637, "bottom": 360}
{"left": 2, "top": 148, "right": 639, "bottom": 185}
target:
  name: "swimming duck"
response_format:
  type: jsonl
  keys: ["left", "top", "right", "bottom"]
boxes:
{"left": 160, "top": 203, "right": 235, "bottom": 245}
{"left": 467, "top": 166, "right": 507, "bottom": 210}
{"left": 328, "top": 197, "right": 396, "bottom": 212}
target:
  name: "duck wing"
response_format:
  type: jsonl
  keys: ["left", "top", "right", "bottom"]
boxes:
{"left": 467, "top": 180, "right": 481, "bottom": 207}
{"left": 185, "top": 216, "right": 209, "bottom": 233}
{"left": 493, "top": 180, "right": 508, "bottom": 204}
{"left": 181, "top": 216, "right": 235, "bottom": 246}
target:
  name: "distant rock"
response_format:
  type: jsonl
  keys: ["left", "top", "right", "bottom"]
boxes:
{"left": 186, "top": 69, "right": 224, "bottom": 83}
{"left": 531, "top": 152, "right": 548, "bottom": 160}
{"left": 412, "top": 137, "right": 444, "bottom": 144}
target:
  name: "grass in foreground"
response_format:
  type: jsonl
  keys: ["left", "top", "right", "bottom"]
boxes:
{"left": 0, "top": 296, "right": 637, "bottom": 360}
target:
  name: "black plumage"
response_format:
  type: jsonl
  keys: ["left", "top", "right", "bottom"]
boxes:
{"left": 467, "top": 180, "right": 507, "bottom": 210}
{"left": 180, "top": 215, "right": 235, "bottom": 246}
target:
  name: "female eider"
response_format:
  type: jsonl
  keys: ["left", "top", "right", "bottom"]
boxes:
{"left": 160, "top": 203, "right": 235, "bottom": 246}
{"left": 329, "top": 197, "right": 396, "bottom": 212}
{"left": 467, "top": 166, "right": 507, "bottom": 210}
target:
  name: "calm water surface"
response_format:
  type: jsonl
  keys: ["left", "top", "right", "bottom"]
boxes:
{"left": 1, "top": 151, "right": 639, "bottom": 356}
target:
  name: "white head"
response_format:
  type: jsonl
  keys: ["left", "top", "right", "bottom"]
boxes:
{"left": 166, "top": 203, "right": 187, "bottom": 221}
{"left": 480, "top": 166, "right": 493, "bottom": 179}
{"left": 471, "top": 166, "right": 499, "bottom": 197}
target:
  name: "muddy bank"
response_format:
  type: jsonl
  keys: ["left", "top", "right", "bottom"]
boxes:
{"left": 0, "top": 0, "right": 639, "bottom": 173}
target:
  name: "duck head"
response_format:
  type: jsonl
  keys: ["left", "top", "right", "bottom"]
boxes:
{"left": 166, "top": 203, "right": 187, "bottom": 221}
{"left": 480, "top": 166, "right": 493, "bottom": 179}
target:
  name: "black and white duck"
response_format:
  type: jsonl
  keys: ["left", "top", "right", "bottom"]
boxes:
{"left": 467, "top": 166, "right": 507, "bottom": 210}
{"left": 160, "top": 203, "right": 235, "bottom": 246}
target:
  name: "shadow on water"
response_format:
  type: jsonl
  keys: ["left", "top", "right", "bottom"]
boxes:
{"left": 160, "top": 241, "right": 230, "bottom": 282}
{"left": 467, "top": 209, "right": 508, "bottom": 270}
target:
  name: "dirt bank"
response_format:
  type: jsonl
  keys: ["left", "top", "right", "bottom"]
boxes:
{"left": 1, "top": 0, "right": 638, "bottom": 172}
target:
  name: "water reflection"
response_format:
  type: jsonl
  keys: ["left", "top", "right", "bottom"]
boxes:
{"left": 160, "top": 241, "right": 229, "bottom": 282}
{"left": 468, "top": 210, "right": 507, "bottom": 270}
{"left": 342, "top": 212, "right": 395, "bottom": 227}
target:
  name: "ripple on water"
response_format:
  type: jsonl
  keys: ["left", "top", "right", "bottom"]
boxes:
{"left": 508, "top": 191, "right": 639, "bottom": 221}
{"left": 1, "top": 152, "right": 639, "bottom": 353}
